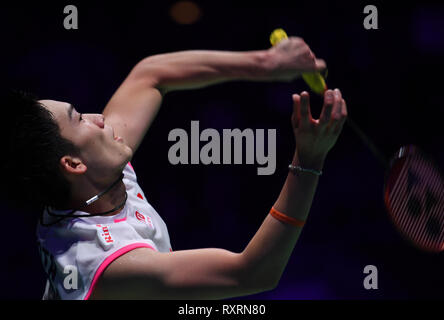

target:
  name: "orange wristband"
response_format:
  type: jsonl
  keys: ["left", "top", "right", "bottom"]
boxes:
{"left": 269, "top": 207, "right": 306, "bottom": 228}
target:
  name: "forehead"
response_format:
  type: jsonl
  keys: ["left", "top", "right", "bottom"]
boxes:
{"left": 39, "top": 99, "right": 73, "bottom": 123}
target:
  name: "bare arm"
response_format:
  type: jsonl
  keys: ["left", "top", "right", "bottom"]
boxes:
{"left": 91, "top": 89, "right": 347, "bottom": 300}
{"left": 242, "top": 90, "right": 347, "bottom": 284}
{"left": 102, "top": 38, "right": 326, "bottom": 154}
{"left": 132, "top": 42, "right": 326, "bottom": 93}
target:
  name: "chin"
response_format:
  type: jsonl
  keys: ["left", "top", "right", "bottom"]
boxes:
{"left": 125, "top": 144, "right": 134, "bottom": 160}
{"left": 123, "top": 148, "right": 134, "bottom": 166}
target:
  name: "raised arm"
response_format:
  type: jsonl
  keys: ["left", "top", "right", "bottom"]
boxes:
{"left": 90, "top": 89, "right": 347, "bottom": 300}
{"left": 102, "top": 37, "right": 326, "bottom": 154}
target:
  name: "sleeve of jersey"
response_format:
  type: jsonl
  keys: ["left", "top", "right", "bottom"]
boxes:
{"left": 82, "top": 162, "right": 159, "bottom": 300}
{"left": 83, "top": 242, "right": 156, "bottom": 300}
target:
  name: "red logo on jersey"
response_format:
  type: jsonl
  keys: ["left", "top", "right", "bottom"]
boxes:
{"left": 135, "top": 211, "right": 145, "bottom": 222}
{"left": 96, "top": 224, "right": 114, "bottom": 243}
{"left": 135, "top": 211, "right": 153, "bottom": 228}
{"left": 137, "top": 193, "right": 144, "bottom": 200}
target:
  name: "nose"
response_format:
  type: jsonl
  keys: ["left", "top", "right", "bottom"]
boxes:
{"left": 85, "top": 113, "right": 105, "bottom": 129}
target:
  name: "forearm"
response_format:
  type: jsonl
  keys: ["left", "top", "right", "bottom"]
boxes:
{"left": 133, "top": 50, "right": 273, "bottom": 92}
{"left": 241, "top": 151, "right": 325, "bottom": 287}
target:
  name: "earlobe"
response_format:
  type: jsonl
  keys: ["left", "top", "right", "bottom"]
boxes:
{"left": 60, "top": 156, "right": 87, "bottom": 175}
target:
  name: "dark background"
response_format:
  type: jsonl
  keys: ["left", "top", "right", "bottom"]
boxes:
{"left": 0, "top": 0, "right": 443, "bottom": 299}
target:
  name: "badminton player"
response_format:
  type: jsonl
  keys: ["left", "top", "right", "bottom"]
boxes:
{"left": 3, "top": 37, "right": 347, "bottom": 299}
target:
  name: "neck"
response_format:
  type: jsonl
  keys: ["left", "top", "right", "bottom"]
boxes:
{"left": 67, "top": 174, "right": 127, "bottom": 216}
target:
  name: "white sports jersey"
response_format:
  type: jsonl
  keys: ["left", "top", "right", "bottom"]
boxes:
{"left": 36, "top": 162, "right": 172, "bottom": 300}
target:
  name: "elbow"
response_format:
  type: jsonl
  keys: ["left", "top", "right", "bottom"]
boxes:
{"left": 138, "top": 67, "right": 170, "bottom": 96}
{"left": 130, "top": 59, "right": 167, "bottom": 92}
{"left": 236, "top": 277, "right": 276, "bottom": 296}
{"left": 237, "top": 262, "right": 280, "bottom": 294}
{"left": 262, "top": 277, "right": 279, "bottom": 292}
{"left": 235, "top": 252, "right": 281, "bottom": 295}
{"left": 245, "top": 276, "right": 278, "bottom": 294}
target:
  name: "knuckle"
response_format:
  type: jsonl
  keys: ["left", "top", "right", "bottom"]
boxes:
{"left": 301, "top": 47, "right": 311, "bottom": 55}
{"left": 292, "top": 36, "right": 304, "bottom": 42}
{"left": 306, "top": 54, "right": 316, "bottom": 65}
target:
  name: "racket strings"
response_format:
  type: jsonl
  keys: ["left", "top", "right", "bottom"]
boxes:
{"left": 387, "top": 155, "right": 444, "bottom": 251}
{"left": 403, "top": 158, "right": 443, "bottom": 244}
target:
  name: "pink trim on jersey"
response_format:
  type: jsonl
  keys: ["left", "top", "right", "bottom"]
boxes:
{"left": 84, "top": 242, "right": 156, "bottom": 300}
{"left": 113, "top": 217, "right": 127, "bottom": 223}
{"left": 128, "top": 162, "right": 134, "bottom": 171}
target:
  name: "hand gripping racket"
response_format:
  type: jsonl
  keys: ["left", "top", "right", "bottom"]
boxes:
{"left": 270, "top": 28, "right": 327, "bottom": 94}
{"left": 270, "top": 29, "right": 444, "bottom": 253}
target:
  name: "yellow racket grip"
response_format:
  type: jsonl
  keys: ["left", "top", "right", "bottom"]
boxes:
{"left": 270, "top": 28, "right": 327, "bottom": 95}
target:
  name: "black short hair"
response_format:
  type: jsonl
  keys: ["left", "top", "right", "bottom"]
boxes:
{"left": 1, "top": 90, "right": 80, "bottom": 211}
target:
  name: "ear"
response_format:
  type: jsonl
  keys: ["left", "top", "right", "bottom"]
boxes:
{"left": 59, "top": 155, "right": 87, "bottom": 175}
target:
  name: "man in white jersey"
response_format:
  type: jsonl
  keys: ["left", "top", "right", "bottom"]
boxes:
{"left": 37, "top": 162, "right": 173, "bottom": 299}
{"left": 5, "top": 37, "right": 347, "bottom": 299}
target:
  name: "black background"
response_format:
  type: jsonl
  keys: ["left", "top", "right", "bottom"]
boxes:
{"left": 0, "top": 0, "right": 443, "bottom": 299}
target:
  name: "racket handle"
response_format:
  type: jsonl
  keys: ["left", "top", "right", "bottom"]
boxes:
{"left": 270, "top": 29, "right": 387, "bottom": 167}
{"left": 270, "top": 28, "right": 327, "bottom": 95}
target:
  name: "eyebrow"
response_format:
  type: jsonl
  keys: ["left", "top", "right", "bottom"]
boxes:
{"left": 67, "top": 104, "right": 74, "bottom": 121}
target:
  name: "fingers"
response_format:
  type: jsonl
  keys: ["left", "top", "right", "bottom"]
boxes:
{"left": 292, "top": 92, "right": 312, "bottom": 129}
{"left": 295, "top": 91, "right": 312, "bottom": 128}
{"left": 330, "top": 89, "right": 343, "bottom": 124}
{"left": 333, "top": 98, "right": 348, "bottom": 135}
{"left": 319, "top": 89, "right": 347, "bottom": 131}
{"left": 291, "top": 94, "right": 300, "bottom": 129}
{"left": 294, "top": 89, "right": 347, "bottom": 137}
{"left": 319, "top": 90, "right": 334, "bottom": 126}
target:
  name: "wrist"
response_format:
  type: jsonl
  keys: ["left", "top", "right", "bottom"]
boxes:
{"left": 292, "top": 151, "right": 326, "bottom": 172}
{"left": 254, "top": 49, "right": 278, "bottom": 81}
